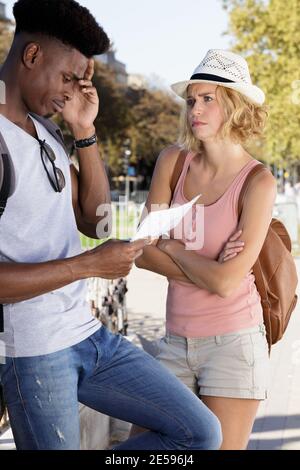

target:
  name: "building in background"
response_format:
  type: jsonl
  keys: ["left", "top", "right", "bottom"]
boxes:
{"left": 127, "top": 73, "right": 147, "bottom": 90}
{"left": 0, "top": 2, "right": 10, "bottom": 23}
{"left": 95, "top": 49, "right": 128, "bottom": 86}
{"left": 0, "top": 2, "right": 7, "bottom": 21}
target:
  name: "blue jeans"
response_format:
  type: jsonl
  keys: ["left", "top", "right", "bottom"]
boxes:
{"left": 0, "top": 326, "right": 222, "bottom": 450}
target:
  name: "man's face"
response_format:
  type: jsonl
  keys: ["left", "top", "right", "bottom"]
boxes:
{"left": 21, "top": 41, "right": 89, "bottom": 117}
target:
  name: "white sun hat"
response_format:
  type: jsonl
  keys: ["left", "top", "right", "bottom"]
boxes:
{"left": 171, "top": 49, "right": 265, "bottom": 106}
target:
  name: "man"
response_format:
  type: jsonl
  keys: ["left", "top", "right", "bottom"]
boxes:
{"left": 0, "top": 0, "right": 221, "bottom": 450}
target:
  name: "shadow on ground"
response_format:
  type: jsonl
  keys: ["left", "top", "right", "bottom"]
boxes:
{"left": 127, "top": 310, "right": 165, "bottom": 353}
{"left": 248, "top": 414, "right": 300, "bottom": 449}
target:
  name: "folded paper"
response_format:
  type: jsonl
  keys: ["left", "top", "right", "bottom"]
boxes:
{"left": 132, "top": 194, "right": 201, "bottom": 241}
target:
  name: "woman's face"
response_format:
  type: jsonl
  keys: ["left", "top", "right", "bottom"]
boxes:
{"left": 186, "top": 83, "right": 224, "bottom": 142}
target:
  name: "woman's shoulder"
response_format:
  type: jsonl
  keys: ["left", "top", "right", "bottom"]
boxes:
{"left": 157, "top": 145, "right": 182, "bottom": 167}
{"left": 252, "top": 161, "right": 276, "bottom": 186}
{"left": 155, "top": 146, "right": 193, "bottom": 182}
{"left": 246, "top": 162, "right": 277, "bottom": 201}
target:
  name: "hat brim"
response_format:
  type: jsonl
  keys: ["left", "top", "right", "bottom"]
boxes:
{"left": 171, "top": 79, "right": 265, "bottom": 106}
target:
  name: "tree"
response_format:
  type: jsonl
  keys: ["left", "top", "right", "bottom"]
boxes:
{"left": 223, "top": 0, "right": 300, "bottom": 167}
{"left": 126, "top": 88, "right": 180, "bottom": 186}
{"left": 0, "top": 18, "right": 13, "bottom": 64}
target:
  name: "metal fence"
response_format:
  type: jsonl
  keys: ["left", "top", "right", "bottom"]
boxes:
{"left": 0, "top": 390, "right": 8, "bottom": 433}
{"left": 86, "top": 276, "right": 128, "bottom": 336}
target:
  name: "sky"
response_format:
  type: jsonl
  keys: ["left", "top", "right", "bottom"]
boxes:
{"left": 3, "top": 0, "right": 231, "bottom": 87}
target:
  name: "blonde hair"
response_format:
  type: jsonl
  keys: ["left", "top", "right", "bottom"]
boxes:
{"left": 177, "top": 86, "right": 268, "bottom": 153}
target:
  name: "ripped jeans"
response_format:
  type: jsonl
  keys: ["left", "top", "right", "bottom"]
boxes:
{"left": 0, "top": 326, "right": 222, "bottom": 450}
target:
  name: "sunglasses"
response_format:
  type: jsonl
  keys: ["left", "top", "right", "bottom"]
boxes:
{"left": 38, "top": 139, "right": 65, "bottom": 193}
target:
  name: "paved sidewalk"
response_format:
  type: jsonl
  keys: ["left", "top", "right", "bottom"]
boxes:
{"left": 122, "top": 262, "right": 300, "bottom": 450}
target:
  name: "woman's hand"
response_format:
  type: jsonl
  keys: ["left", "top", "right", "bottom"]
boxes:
{"left": 218, "top": 230, "right": 245, "bottom": 263}
{"left": 157, "top": 231, "right": 245, "bottom": 264}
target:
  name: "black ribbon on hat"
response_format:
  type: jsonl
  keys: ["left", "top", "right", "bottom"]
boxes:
{"left": 190, "top": 73, "right": 235, "bottom": 83}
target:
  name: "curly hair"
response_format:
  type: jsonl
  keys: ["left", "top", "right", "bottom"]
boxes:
{"left": 178, "top": 86, "right": 268, "bottom": 153}
{"left": 13, "top": 0, "right": 110, "bottom": 57}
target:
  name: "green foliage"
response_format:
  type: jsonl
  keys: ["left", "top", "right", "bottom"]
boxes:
{"left": 223, "top": 0, "right": 300, "bottom": 165}
{"left": 126, "top": 88, "right": 180, "bottom": 173}
{"left": 0, "top": 19, "right": 13, "bottom": 64}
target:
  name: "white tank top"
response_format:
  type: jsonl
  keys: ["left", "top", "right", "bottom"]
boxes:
{"left": 0, "top": 114, "right": 100, "bottom": 358}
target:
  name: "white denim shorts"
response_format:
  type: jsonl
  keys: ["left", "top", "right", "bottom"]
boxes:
{"left": 153, "top": 324, "right": 270, "bottom": 400}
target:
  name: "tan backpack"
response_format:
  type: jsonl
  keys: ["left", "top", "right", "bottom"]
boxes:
{"left": 238, "top": 163, "right": 298, "bottom": 350}
{"left": 171, "top": 151, "right": 298, "bottom": 350}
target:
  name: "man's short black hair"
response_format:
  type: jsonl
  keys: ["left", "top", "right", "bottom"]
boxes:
{"left": 13, "top": 0, "right": 110, "bottom": 58}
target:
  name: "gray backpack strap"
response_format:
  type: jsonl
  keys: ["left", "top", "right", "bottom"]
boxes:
{"left": 29, "top": 113, "right": 69, "bottom": 157}
{"left": 0, "top": 130, "right": 16, "bottom": 333}
{"left": 0, "top": 130, "right": 16, "bottom": 216}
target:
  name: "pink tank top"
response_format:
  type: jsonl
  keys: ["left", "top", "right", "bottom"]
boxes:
{"left": 166, "top": 152, "right": 263, "bottom": 337}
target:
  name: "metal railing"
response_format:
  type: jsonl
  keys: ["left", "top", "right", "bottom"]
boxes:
{"left": 0, "top": 390, "right": 9, "bottom": 433}
{"left": 87, "top": 276, "right": 128, "bottom": 336}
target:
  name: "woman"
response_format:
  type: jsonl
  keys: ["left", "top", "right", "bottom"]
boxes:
{"left": 134, "top": 49, "right": 277, "bottom": 450}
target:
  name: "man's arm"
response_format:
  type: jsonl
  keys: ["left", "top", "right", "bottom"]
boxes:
{"left": 0, "top": 239, "right": 146, "bottom": 304}
{"left": 70, "top": 153, "right": 110, "bottom": 239}
{"left": 135, "top": 245, "right": 193, "bottom": 284}
{"left": 63, "top": 59, "right": 111, "bottom": 239}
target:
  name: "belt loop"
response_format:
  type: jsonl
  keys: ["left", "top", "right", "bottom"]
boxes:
{"left": 165, "top": 334, "right": 170, "bottom": 344}
{"left": 215, "top": 335, "right": 221, "bottom": 345}
{"left": 260, "top": 324, "right": 266, "bottom": 335}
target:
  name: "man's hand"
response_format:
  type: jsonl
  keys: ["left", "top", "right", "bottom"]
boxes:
{"left": 157, "top": 238, "right": 185, "bottom": 255}
{"left": 84, "top": 239, "right": 147, "bottom": 279}
{"left": 62, "top": 59, "right": 99, "bottom": 136}
{"left": 217, "top": 230, "right": 245, "bottom": 263}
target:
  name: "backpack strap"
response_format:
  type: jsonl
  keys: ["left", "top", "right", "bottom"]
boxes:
{"left": 0, "top": 130, "right": 16, "bottom": 203}
{"left": 237, "top": 163, "right": 273, "bottom": 349}
{"left": 0, "top": 132, "right": 16, "bottom": 333}
{"left": 0, "top": 153, "right": 12, "bottom": 219}
{"left": 29, "top": 113, "right": 68, "bottom": 157}
{"left": 170, "top": 149, "right": 188, "bottom": 194}
{"left": 237, "top": 163, "right": 268, "bottom": 219}
{"left": 0, "top": 136, "right": 12, "bottom": 333}
{"left": 252, "top": 257, "right": 272, "bottom": 347}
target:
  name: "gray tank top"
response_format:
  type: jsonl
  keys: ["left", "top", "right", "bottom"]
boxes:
{"left": 0, "top": 114, "right": 100, "bottom": 358}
